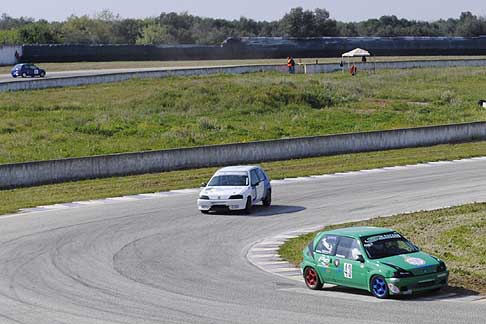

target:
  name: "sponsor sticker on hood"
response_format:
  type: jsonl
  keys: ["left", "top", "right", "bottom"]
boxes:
{"left": 403, "top": 256, "right": 426, "bottom": 266}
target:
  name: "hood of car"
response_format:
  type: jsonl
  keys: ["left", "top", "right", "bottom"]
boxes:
{"left": 201, "top": 186, "right": 246, "bottom": 199}
{"left": 377, "top": 251, "right": 439, "bottom": 275}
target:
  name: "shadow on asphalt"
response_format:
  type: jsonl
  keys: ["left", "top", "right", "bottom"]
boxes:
{"left": 321, "top": 284, "right": 480, "bottom": 301}
{"left": 202, "top": 205, "right": 306, "bottom": 217}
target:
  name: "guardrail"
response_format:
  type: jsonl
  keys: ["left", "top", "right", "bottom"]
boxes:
{"left": 1, "top": 122, "right": 486, "bottom": 189}
{"left": 1, "top": 59, "right": 486, "bottom": 92}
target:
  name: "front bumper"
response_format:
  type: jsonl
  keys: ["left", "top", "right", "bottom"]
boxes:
{"left": 197, "top": 198, "right": 246, "bottom": 211}
{"left": 386, "top": 270, "right": 449, "bottom": 295}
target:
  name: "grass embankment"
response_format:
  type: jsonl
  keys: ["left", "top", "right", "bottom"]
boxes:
{"left": 279, "top": 203, "right": 486, "bottom": 295}
{"left": 2, "top": 56, "right": 486, "bottom": 73}
{"left": 1, "top": 67, "right": 486, "bottom": 164}
{"left": 2, "top": 140, "right": 486, "bottom": 216}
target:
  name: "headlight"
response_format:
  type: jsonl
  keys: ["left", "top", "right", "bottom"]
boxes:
{"left": 437, "top": 261, "right": 447, "bottom": 272}
{"left": 383, "top": 262, "right": 414, "bottom": 278}
{"left": 199, "top": 195, "right": 210, "bottom": 200}
{"left": 229, "top": 195, "right": 243, "bottom": 199}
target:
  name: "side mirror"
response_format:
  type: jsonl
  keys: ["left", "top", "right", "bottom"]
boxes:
{"left": 356, "top": 254, "right": 365, "bottom": 263}
{"left": 200, "top": 182, "right": 207, "bottom": 188}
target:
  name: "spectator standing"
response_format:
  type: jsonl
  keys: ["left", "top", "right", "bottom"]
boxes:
{"left": 287, "top": 56, "right": 295, "bottom": 74}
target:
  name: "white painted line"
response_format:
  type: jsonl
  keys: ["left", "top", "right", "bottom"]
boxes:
{"left": 252, "top": 247, "right": 279, "bottom": 252}
{"left": 36, "top": 204, "right": 70, "bottom": 210}
{"left": 105, "top": 197, "right": 138, "bottom": 202}
{"left": 170, "top": 188, "right": 199, "bottom": 194}
{"left": 428, "top": 161, "right": 453, "bottom": 165}
{"left": 250, "top": 254, "right": 279, "bottom": 258}
{"left": 258, "top": 261, "right": 290, "bottom": 265}
{"left": 259, "top": 240, "right": 285, "bottom": 245}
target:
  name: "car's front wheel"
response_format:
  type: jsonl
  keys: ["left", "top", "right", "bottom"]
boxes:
{"left": 21, "top": 73, "right": 27, "bottom": 78}
{"left": 304, "top": 267, "right": 323, "bottom": 290}
{"left": 370, "top": 275, "right": 389, "bottom": 299}
{"left": 243, "top": 197, "right": 252, "bottom": 214}
{"left": 262, "top": 189, "right": 271, "bottom": 207}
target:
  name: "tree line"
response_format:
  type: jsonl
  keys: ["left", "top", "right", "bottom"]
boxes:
{"left": 1, "top": 8, "right": 485, "bottom": 45}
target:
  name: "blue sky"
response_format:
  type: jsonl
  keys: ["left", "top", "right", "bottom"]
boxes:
{"left": 3, "top": 0, "right": 486, "bottom": 22}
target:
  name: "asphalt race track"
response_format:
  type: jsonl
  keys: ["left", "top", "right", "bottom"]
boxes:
{"left": 0, "top": 67, "right": 191, "bottom": 83}
{"left": 1, "top": 159, "right": 486, "bottom": 323}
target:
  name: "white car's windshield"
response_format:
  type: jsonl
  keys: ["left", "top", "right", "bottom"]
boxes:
{"left": 208, "top": 175, "right": 248, "bottom": 186}
{"left": 361, "top": 232, "right": 419, "bottom": 259}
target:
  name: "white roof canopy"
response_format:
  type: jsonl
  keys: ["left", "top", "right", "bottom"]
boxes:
{"left": 342, "top": 48, "right": 371, "bottom": 57}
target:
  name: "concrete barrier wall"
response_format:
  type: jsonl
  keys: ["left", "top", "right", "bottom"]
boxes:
{"left": 0, "top": 45, "right": 21, "bottom": 65}
{"left": 2, "top": 59, "right": 486, "bottom": 92}
{"left": 1, "top": 122, "right": 486, "bottom": 189}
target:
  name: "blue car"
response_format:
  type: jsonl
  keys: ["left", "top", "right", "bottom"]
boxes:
{"left": 11, "top": 63, "right": 46, "bottom": 78}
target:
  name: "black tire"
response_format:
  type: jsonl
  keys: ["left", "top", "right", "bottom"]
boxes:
{"left": 304, "top": 267, "right": 323, "bottom": 290}
{"left": 40, "top": 71, "right": 45, "bottom": 77}
{"left": 262, "top": 189, "right": 271, "bottom": 207}
{"left": 243, "top": 197, "right": 252, "bottom": 214}
{"left": 370, "top": 275, "right": 389, "bottom": 299}
{"left": 21, "top": 73, "right": 27, "bottom": 78}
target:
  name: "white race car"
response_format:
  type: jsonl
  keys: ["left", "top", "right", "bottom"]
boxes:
{"left": 197, "top": 166, "right": 272, "bottom": 214}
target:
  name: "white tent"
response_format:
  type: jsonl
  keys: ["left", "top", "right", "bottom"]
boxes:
{"left": 341, "top": 48, "right": 374, "bottom": 74}
{"left": 342, "top": 48, "right": 371, "bottom": 57}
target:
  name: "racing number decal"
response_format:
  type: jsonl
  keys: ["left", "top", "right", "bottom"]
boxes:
{"left": 344, "top": 263, "right": 352, "bottom": 279}
{"left": 34, "top": 69, "right": 39, "bottom": 74}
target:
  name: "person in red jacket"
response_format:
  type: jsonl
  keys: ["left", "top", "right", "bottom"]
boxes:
{"left": 287, "top": 56, "right": 295, "bottom": 74}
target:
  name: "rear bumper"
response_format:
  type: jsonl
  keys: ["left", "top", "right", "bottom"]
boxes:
{"left": 197, "top": 198, "right": 246, "bottom": 211}
{"left": 386, "top": 271, "right": 449, "bottom": 295}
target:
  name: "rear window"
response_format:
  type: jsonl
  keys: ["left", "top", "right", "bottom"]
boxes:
{"left": 315, "top": 235, "right": 339, "bottom": 255}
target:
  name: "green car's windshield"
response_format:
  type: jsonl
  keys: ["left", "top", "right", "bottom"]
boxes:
{"left": 361, "top": 232, "right": 419, "bottom": 259}
{"left": 208, "top": 174, "right": 248, "bottom": 186}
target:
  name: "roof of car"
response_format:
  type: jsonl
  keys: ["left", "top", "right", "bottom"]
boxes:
{"left": 216, "top": 165, "right": 260, "bottom": 173}
{"left": 319, "top": 226, "right": 395, "bottom": 238}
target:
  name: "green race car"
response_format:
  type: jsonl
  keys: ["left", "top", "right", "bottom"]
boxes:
{"left": 301, "top": 226, "right": 448, "bottom": 298}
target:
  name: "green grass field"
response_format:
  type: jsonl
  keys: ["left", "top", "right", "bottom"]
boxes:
{"left": 1, "top": 66, "right": 486, "bottom": 164}
{"left": 279, "top": 203, "right": 486, "bottom": 295}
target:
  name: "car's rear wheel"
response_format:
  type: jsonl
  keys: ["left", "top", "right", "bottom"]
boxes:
{"left": 304, "top": 267, "right": 323, "bottom": 290}
{"left": 370, "top": 275, "right": 389, "bottom": 299}
{"left": 40, "top": 71, "right": 45, "bottom": 77}
{"left": 262, "top": 189, "right": 271, "bottom": 207}
{"left": 243, "top": 197, "right": 252, "bottom": 214}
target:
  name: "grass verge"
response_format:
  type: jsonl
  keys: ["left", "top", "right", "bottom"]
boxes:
{"left": 2, "top": 67, "right": 486, "bottom": 164}
{"left": 2, "top": 140, "right": 486, "bottom": 216}
{"left": 279, "top": 203, "right": 486, "bottom": 295}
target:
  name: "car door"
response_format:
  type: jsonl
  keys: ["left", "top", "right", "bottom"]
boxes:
{"left": 32, "top": 65, "right": 40, "bottom": 76}
{"left": 313, "top": 234, "right": 339, "bottom": 284}
{"left": 333, "top": 236, "right": 368, "bottom": 289}
{"left": 250, "top": 169, "right": 264, "bottom": 202}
